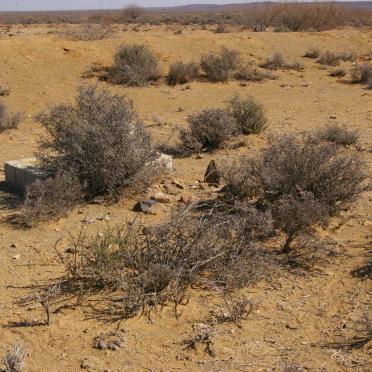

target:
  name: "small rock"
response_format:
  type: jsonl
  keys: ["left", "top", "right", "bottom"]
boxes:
{"left": 329, "top": 115, "right": 337, "bottom": 119}
{"left": 12, "top": 254, "right": 21, "bottom": 260}
{"left": 199, "top": 183, "right": 209, "bottom": 191}
{"left": 172, "top": 179, "right": 185, "bottom": 189}
{"left": 276, "top": 301, "right": 292, "bottom": 312}
{"left": 179, "top": 194, "right": 194, "bottom": 205}
{"left": 204, "top": 160, "right": 221, "bottom": 185}
{"left": 80, "top": 356, "right": 105, "bottom": 371}
{"left": 133, "top": 200, "right": 157, "bottom": 214}
{"left": 151, "top": 192, "right": 170, "bottom": 204}
{"left": 10, "top": 243, "right": 16, "bottom": 248}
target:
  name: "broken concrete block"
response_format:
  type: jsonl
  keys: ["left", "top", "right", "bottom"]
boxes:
{"left": 4, "top": 158, "right": 47, "bottom": 192}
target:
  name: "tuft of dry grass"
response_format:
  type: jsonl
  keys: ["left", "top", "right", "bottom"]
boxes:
{"left": 0, "top": 103, "right": 22, "bottom": 132}
{"left": 260, "top": 53, "right": 304, "bottom": 71}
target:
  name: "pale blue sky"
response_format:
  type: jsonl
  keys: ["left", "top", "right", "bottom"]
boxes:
{"left": 0, "top": 0, "right": 260, "bottom": 11}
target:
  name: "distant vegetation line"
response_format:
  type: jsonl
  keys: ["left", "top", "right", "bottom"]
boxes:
{"left": 0, "top": 2, "right": 371, "bottom": 28}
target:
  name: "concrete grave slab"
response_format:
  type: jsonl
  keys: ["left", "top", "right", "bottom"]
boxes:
{"left": 4, "top": 158, "right": 47, "bottom": 192}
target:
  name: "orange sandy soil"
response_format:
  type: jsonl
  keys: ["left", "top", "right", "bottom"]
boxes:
{"left": 0, "top": 24, "right": 371, "bottom": 371}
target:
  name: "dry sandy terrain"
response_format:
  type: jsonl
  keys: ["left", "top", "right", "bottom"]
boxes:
{"left": 0, "top": 24, "right": 371, "bottom": 371}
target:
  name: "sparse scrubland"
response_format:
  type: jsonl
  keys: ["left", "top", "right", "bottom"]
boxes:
{"left": 0, "top": 5, "right": 371, "bottom": 371}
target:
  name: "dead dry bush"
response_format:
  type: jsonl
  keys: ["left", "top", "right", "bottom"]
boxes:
{"left": 224, "top": 134, "right": 366, "bottom": 252}
{"left": 228, "top": 95, "right": 267, "bottom": 135}
{"left": 1, "top": 344, "right": 27, "bottom": 372}
{"left": 110, "top": 44, "right": 161, "bottom": 86}
{"left": 260, "top": 53, "right": 303, "bottom": 71}
{"left": 167, "top": 61, "right": 198, "bottom": 86}
{"left": 350, "top": 64, "right": 372, "bottom": 87}
{"left": 0, "top": 103, "right": 22, "bottom": 132}
{"left": 234, "top": 63, "right": 276, "bottom": 82}
{"left": 317, "top": 51, "right": 356, "bottom": 67}
{"left": 303, "top": 48, "right": 320, "bottom": 59}
{"left": 315, "top": 124, "right": 358, "bottom": 146}
{"left": 49, "top": 202, "right": 275, "bottom": 321}
{"left": 21, "top": 171, "right": 83, "bottom": 227}
{"left": 329, "top": 68, "right": 346, "bottom": 78}
{"left": 180, "top": 108, "right": 237, "bottom": 154}
{"left": 213, "top": 293, "right": 257, "bottom": 327}
{"left": 36, "top": 85, "right": 156, "bottom": 199}
{"left": 63, "top": 24, "right": 113, "bottom": 41}
{"left": 201, "top": 47, "right": 240, "bottom": 82}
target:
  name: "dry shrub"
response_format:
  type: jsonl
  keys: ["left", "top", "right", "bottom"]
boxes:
{"left": 167, "top": 61, "right": 198, "bottom": 86}
{"left": 303, "top": 48, "right": 320, "bottom": 59}
{"left": 1, "top": 344, "right": 27, "bottom": 372}
{"left": 317, "top": 51, "right": 340, "bottom": 66}
{"left": 119, "top": 5, "right": 144, "bottom": 23}
{"left": 234, "top": 63, "right": 275, "bottom": 82}
{"left": 180, "top": 108, "right": 237, "bottom": 153}
{"left": 0, "top": 85, "right": 10, "bottom": 96}
{"left": 36, "top": 85, "right": 156, "bottom": 199}
{"left": 260, "top": 53, "right": 303, "bottom": 71}
{"left": 111, "top": 44, "right": 161, "bottom": 86}
{"left": 350, "top": 64, "right": 372, "bottom": 85}
{"left": 53, "top": 204, "right": 273, "bottom": 320}
{"left": 0, "top": 103, "right": 22, "bottom": 132}
{"left": 224, "top": 135, "right": 366, "bottom": 251}
{"left": 245, "top": 5, "right": 279, "bottom": 32}
{"left": 315, "top": 124, "right": 358, "bottom": 146}
{"left": 201, "top": 47, "right": 240, "bottom": 82}
{"left": 63, "top": 24, "right": 113, "bottom": 41}
{"left": 214, "top": 293, "right": 257, "bottom": 326}
{"left": 214, "top": 24, "right": 227, "bottom": 33}
{"left": 329, "top": 68, "right": 346, "bottom": 78}
{"left": 22, "top": 171, "right": 83, "bottom": 226}
{"left": 228, "top": 95, "right": 267, "bottom": 135}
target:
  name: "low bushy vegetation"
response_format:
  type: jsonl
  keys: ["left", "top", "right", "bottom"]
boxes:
{"left": 329, "top": 68, "right": 346, "bottom": 78}
{"left": 19, "top": 86, "right": 159, "bottom": 226}
{"left": 317, "top": 50, "right": 356, "bottom": 67}
{"left": 303, "top": 48, "right": 320, "bottom": 59}
{"left": 201, "top": 47, "right": 240, "bottom": 82}
{"left": 63, "top": 24, "right": 113, "bottom": 41}
{"left": 31, "top": 130, "right": 366, "bottom": 322}
{"left": 315, "top": 124, "right": 359, "bottom": 146}
{"left": 52, "top": 204, "right": 273, "bottom": 320}
{"left": 180, "top": 109, "right": 237, "bottom": 153}
{"left": 228, "top": 95, "right": 267, "bottom": 135}
{"left": 224, "top": 134, "right": 366, "bottom": 252}
{"left": 234, "top": 63, "right": 275, "bottom": 82}
{"left": 110, "top": 44, "right": 161, "bottom": 86}
{"left": 167, "top": 61, "right": 198, "bottom": 85}
{"left": 1, "top": 344, "right": 27, "bottom": 372}
{"left": 350, "top": 64, "right": 372, "bottom": 87}
{"left": 260, "top": 53, "right": 303, "bottom": 71}
{"left": 36, "top": 86, "right": 155, "bottom": 199}
{"left": 22, "top": 171, "right": 83, "bottom": 226}
{"left": 0, "top": 103, "right": 22, "bottom": 132}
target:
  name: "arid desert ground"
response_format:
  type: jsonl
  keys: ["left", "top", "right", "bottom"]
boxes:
{"left": 0, "top": 23, "right": 371, "bottom": 371}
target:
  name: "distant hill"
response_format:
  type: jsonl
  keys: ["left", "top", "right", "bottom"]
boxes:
{"left": 150, "top": 1, "right": 372, "bottom": 12}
